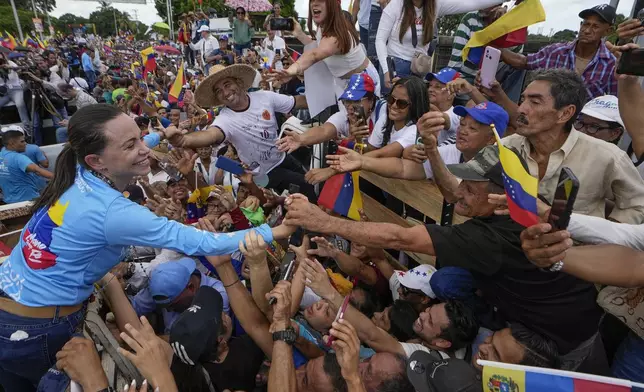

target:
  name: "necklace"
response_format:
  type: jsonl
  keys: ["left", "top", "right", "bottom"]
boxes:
{"left": 89, "top": 169, "right": 119, "bottom": 191}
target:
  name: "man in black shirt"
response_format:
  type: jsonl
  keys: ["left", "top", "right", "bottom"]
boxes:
{"left": 284, "top": 145, "right": 607, "bottom": 374}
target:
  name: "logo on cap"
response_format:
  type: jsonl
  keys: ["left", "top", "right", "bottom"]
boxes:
{"left": 187, "top": 305, "right": 201, "bottom": 313}
{"left": 475, "top": 102, "right": 488, "bottom": 110}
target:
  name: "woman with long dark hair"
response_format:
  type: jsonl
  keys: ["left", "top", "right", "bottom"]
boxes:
{"left": 0, "top": 104, "right": 293, "bottom": 391}
{"left": 376, "top": 0, "right": 503, "bottom": 88}
{"left": 272, "top": 0, "right": 380, "bottom": 99}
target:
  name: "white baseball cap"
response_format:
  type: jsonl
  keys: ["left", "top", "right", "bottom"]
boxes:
{"left": 580, "top": 95, "right": 624, "bottom": 128}
{"left": 197, "top": 25, "right": 210, "bottom": 33}
{"left": 1, "top": 124, "right": 25, "bottom": 134}
{"left": 395, "top": 264, "right": 437, "bottom": 298}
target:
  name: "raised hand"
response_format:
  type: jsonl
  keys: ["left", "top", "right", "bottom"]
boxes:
{"left": 284, "top": 197, "right": 332, "bottom": 233}
{"left": 305, "top": 167, "right": 337, "bottom": 185}
{"left": 275, "top": 130, "right": 303, "bottom": 153}
{"left": 520, "top": 224, "right": 573, "bottom": 269}
{"left": 446, "top": 78, "right": 474, "bottom": 95}
{"left": 168, "top": 148, "right": 198, "bottom": 177}
{"left": 329, "top": 319, "right": 362, "bottom": 385}
{"left": 616, "top": 18, "right": 644, "bottom": 42}
{"left": 240, "top": 195, "right": 261, "bottom": 211}
{"left": 289, "top": 234, "right": 310, "bottom": 261}
{"left": 239, "top": 229, "right": 268, "bottom": 266}
{"left": 308, "top": 236, "right": 339, "bottom": 259}
{"left": 325, "top": 146, "right": 363, "bottom": 173}
{"left": 300, "top": 258, "right": 336, "bottom": 299}
{"left": 55, "top": 337, "right": 109, "bottom": 391}
{"left": 402, "top": 144, "right": 427, "bottom": 164}
{"left": 266, "top": 280, "right": 293, "bottom": 329}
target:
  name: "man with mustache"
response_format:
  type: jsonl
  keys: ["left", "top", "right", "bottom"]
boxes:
{"left": 500, "top": 4, "right": 618, "bottom": 100}
{"left": 501, "top": 68, "right": 644, "bottom": 224}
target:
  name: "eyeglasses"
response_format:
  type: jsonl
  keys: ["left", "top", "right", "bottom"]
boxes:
{"left": 387, "top": 95, "right": 410, "bottom": 110}
{"left": 237, "top": 11, "right": 245, "bottom": 15}
{"left": 400, "top": 285, "right": 425, "bottom": 297}
{"left": 573, "top": 119, "right": 617, "bottom": 134}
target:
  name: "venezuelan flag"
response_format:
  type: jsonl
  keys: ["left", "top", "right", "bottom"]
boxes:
{"left": 168, "top": 61, "right": 185, "bottom": 104}
{"left": 21, "top": 200, "right": 69, "bottom": 270}
{"left": 35, "top": 37, "right": 46, "bottom": 49}
{"left": 291, "top": 50, "right": 301, "bottom": 61}
{"left": 462, "top": 0, "right": 545, "bottom": 65}
{"left": 185, "top": 187, "right": 206, "bottom": 224}
{"left": 318, "top": 171, "right": 362, "bottom": 221}
{"left": 4, "top": 32, "right": 16, "bottom": 50}
{"left": 492, "top": 125, "right": 538, "bottom": 227}
{"left": 480, "top": 360, "right": 640, "bottom": 391}
{"left": 144, "top": 53, "right": 157, "bottom": 77}
{"left": 140, "top": 46, "right": 154, "bottom": 65}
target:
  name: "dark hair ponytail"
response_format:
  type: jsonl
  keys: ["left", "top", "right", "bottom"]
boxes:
{"left": 31, "top": 104, "right": 123, "bottom": 213}
{"left": 383, "top": 76, "right": 429, "bottom": 146}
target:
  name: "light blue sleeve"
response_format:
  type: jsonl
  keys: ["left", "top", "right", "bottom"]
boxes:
{"left": 13, "top": 153, "right": 33, "bottom": 173}
{"left": 34, "top": 146, "right": 46, "bottom": 163}
{"left": 129, "top": 287, "right": 156, "bottom": 316}
{"left": 103, "top": 197, "right": 274, "bottom": 256}
{"left": 81, "top": 54, "right": 93, "bottom": 71}
{"left": 143, "top": 132, "right": 161, "bottom": 148}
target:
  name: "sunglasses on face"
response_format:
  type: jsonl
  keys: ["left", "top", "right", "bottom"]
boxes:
{"left": 387, "top": 95, "right": 410, "bottom": 110}
{"left": 400, "top": 285, "right": 425, "bottom": 297}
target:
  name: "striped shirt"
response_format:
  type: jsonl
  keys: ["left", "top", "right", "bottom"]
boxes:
{"left": 526, "top": 40, "right": 617, "bottom": 100}
{"left": 448, "top": 12, "right": 523, "bottom": 83}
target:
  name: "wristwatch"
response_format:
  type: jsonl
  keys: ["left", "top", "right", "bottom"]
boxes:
{"left": 272, "top": 326, "right": 297, "bottom": 345}
{"left": 549, "top": 260, "right": 564, "bottom": 272}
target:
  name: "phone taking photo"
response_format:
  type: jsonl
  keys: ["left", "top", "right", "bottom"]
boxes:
{"left": 479, "top": 46, "right": 501, "bottom": 88}
{"left": 617, "top": 48, "right": 644, "bottom": 77}
{"left": 326, "top": 295, "right": 351, "bottom": 347}
{"left": 547, "top": 167, "right": 579, "bottom": 231}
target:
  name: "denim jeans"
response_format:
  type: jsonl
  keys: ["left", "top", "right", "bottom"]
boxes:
{"left": 234, "top": 42, "right": 252, "bottom": 56}
{"left": 32, "top": 107, "right": 68, "bottom": 146}
{"left": 0, "top": 298, "right": 86, "bottom": 391}
{"left": 367, "top": 5, "right": 382, "bottom": 63}
{"left": 612, "top": 332, "right": 644, "bottom": 391}
{"left": 0, "top": 87, "right": 30, "bottom": 126}
{"left": 84, "top": 70, "right": 96, "bottom": 90}
{"left": 55, "top": 127, "right": 68, "bottom": 143}
{"left": 360, "top": 27, "right": 369, "bottom": 52}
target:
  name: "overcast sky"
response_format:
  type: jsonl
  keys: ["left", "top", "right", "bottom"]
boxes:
{"left": 49, "top": 0, "right": 638, "bottom": 35}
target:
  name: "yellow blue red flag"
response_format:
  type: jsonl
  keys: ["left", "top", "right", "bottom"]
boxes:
{"left": 318, "top": 171, "right": 363, "bottom": 221}
{"left": 169, "top": 61, "right": 185, "bottom": 104}
{"left": 492, "top": 125, "right": 538, "bottom": 227}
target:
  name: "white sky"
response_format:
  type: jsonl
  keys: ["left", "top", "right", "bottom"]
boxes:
{"left": 48, "top": 0, "right": 638, "bottom": 35}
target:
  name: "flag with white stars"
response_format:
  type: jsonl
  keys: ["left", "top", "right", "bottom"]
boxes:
{"left": 318, "top": 171, "right": 363, "bottom": 221}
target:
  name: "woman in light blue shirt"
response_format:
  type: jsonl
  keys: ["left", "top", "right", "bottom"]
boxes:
{"left": 0, "top": 104, "right": 294, "bottom": 391}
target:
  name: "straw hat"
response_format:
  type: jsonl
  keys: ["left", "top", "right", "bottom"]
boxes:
{"left": 195, "top": 64, "right": 257, "bottom": 108}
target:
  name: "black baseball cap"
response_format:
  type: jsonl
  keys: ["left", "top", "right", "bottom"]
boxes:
{"left": 170, "top": 286, "right": 224, "bottom": 365}
{"left": 579, "top": 4, "right": 616, "bottom": 25}
{"left": 123, "top": 184, "right": 145, "bottom": 203}
{"left": 407, "top": 352, "right": 482, "bottom": 392}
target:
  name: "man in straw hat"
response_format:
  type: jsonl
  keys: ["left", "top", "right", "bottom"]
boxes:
{"left": 168, "top": 64, "right": 316, "bottom": 201}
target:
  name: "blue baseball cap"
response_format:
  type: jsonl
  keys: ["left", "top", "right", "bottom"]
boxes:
{"left": 339, "top": 72, "right": 375, "bottom": 101}
{"left": 425, "top": 67, "right": 461, "bottom": 85}
{"left": 453, "top": 101, "right": 509, "bottom": 137}
{"left": 150, "top": 257, "right": 197, "bottom": 305}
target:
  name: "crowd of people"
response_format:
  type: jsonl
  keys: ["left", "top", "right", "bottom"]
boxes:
{"left": 0, "top": 0, "right": 643, "bottom": 391}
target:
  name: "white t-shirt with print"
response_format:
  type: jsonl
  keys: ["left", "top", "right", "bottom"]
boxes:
{"left": 423, "top": 144, "right": 462, "bottom": 179}
{"left": 327, "top": 102, "right": 388, "bottom": 139}
{"left": 438, "top": 106, "right": 461, "bottom": 146}
{"left": 213, "top": 90, "right": 294, "bottom": 176}
{"left": 368, "top": 117, "right": 417, "bottom": 149}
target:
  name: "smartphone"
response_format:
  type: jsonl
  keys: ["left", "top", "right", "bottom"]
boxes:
{"left": 617, "top": 48, "right": 644, "bottom": 77}
{"left": 328, "top": 140, "right": 339, "bottom": 155}
{"left": 288, "top": 183, "right": 300, "bottom": 196}
{"left": 353, "top": 104, "right": 366, "bottom": 126}
{"left": 242, "top": 48, "right": 249, "bottom": 57}
{"left": 270, "top": 17, "right": 294, "bottom": 31}
{"left": 158, "top": 157, "right": 183, "bottom": 181}
{"left": 269, "top": 252, "right": 297, "bottom": 303}
{"left": 275, "top": 48, "right": 282, "bottom": 56}
{"left": 479, "top": 46, "right": 501, "bottom": 89}
{"left": 215, "top": 156, "right": 245, "bottom": 175}
{"left": 289, "top": 227, "right": 305, "bottom": 248}
{"left": 386, "top": 56, "right": 397, "bottom": 78}
{"left": 547, "top": 167, "right": 579, "bottom": 230}
{"left": 267, "top": 205, "right": 284, "bottom": 227}
{"left": 326, "top": 295, "right": 351, "bottom": 347}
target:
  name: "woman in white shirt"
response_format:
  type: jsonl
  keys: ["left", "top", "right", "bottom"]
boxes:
{"left": 0, "top": 58, "right": 30, "bottom": 127}
{"left": 377, "top": 0, "right": 503, "bottom": 88}
{"left": 273, "top": 0, "right": 380, "bottom": 100}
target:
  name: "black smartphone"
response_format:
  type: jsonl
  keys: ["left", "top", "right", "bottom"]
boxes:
{"left": 269, "top": 253, "right": 297, "bottom": 303}
{"left": 289, "top": 183, "right": 300, "bottom": 196}
{"left": 275, "top": 48, "right": 281, "bottom": 56}
{"left": 328, "top": 140, "right": 339, "bottom": 155}
{"left": 270, "top": 17, "right": 294, "bottom": 31}
{"left": 617, "top": 48, "right": 644, "bottom": 76}
{"left": 547, "top": 167, "right": 579, "bottom": 230}
{"left": 289, "top": 227, "right": 305, "bottom": 248}
{"left": 386, "top": 56, "right": 397, "bottom": 78}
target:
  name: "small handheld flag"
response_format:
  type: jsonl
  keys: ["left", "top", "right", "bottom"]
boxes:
{"left": 318, "top": 171, "right": 363, "bottom": 221}
{"left": 480, "top": 360, "right": 644, "bottom": 391}
{"left": 169, "top": 61, "right": 185, "bottom": 104}
{"left": 491, "top": 124, "right": 539, "bottom": 227}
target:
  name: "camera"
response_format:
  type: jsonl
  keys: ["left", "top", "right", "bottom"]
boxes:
{"left": 270, "top": 17, "right": 294, "bottom": 31}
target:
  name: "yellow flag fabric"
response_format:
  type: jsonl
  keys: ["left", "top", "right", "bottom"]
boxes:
{"left": 462, "top": 0, "right": 546, "bottom": 62}
{"left": 140, "top": 46, "right": 154, "bottom": 65}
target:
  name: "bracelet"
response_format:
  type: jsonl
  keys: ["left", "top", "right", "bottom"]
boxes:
{"left": 224, "top": 279, "right": 240, "bottom": 288}
{"left": 549, "top": 260, "right": 564, "bottom": 272}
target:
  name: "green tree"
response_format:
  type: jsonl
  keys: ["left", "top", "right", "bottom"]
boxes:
{"left": 437, "top": 13, "right": 464, "bottom": 36}
{"left": 607, "top": 13, "right": 626, "bottom": 43}
{"left": 550, "top": 29, "right": 577, "bottom": 43}
{"left": 0, "top": 6, "right": 41, "bottom": 38}
{"left": 89, "top": 2, "right": 134, "bottom": 37}
{"left": 12, "top": 0, "right": 56, "bottom": 15}
{"left": 527, "top": 33, "right": 549, "bottom": 42}
{"left": 54, "top": 13, "right": 89, "bottom": 33}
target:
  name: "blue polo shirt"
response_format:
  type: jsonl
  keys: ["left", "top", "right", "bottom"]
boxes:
{"left": 0, "top": 149, "right": 44, "bottom": 203}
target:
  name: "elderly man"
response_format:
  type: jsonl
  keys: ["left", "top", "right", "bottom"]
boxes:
{"left": 501, "top": 4, "right": 617, "bottom": 99}
{"left": 502, "top": 68, "right": 644, "bottom": 223}
{"left": 168, "top": 64, "right": 314, "bottom": 201}
{"left": 284, "top": 145, "right": 608, "bottom": 374}
{"left": 190, "top": 24, "right": 219, "bottom": 72}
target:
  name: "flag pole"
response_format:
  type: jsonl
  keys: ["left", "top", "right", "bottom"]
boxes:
{"left": 478, "top": 360, "right": 644, "bottom": 389}
{"left": 8, "top": 0, "right": 24, "bottom": 43}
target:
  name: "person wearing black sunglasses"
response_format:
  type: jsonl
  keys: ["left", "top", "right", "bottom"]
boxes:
{"left": 229, "top": 7, "right": 254, "bottom": 56}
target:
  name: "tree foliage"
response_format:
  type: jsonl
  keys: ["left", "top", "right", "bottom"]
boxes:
{"left": 88, "top": 3, "right": 148, "bottom": 38}
{"left": 550, "top": 29, "right": 577, "bottom": 43}
{"left": 607, "top": 13, "right": 626, "bottom": 43}
{"left": 437, "top": 13, "right": 464, "bottom": 36}
{"left": 0, "top": 5, "right": 54, "bottom": 38}
{"left": 12, "top": 0, "right": 56, "bottom": 15}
